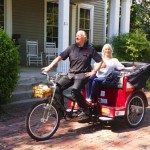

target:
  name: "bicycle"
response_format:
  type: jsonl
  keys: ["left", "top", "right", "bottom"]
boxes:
{"left": 25, "top": 72, "right": 82, "bottom": 141}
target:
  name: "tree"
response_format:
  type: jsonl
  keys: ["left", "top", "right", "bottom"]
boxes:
{"left": 0, "top": 27, "right": 20, "bottom": 105}
{"left": 130, "top": 0, "right": 150, "bottom": 39}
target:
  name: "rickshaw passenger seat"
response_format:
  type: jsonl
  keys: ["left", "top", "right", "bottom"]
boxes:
{"left": 101, "top": 71, "right": 123, "bottom": 89}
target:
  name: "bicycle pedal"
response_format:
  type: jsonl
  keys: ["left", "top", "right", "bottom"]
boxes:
{"left": 65, "top": 115, "right": 72, "bottom": 121}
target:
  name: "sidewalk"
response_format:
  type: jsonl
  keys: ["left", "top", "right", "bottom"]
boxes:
{"left": 0, "top": 67, "right": 150, "bottom": 150}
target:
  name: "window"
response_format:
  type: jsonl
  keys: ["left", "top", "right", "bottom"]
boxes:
{"left": 0, "top": 0, "right": 4, "bottom": 28}
{"left": 78, "top": 4, "right": 94, "bottom": 43}
{"left": 46, "top": 2, "right": 58, "bottom": 47}
{"left": 79, "top": 8, "right": 90, "bottom": 40}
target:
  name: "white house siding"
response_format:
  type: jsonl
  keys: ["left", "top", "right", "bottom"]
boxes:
{"left": 90, "top": 1, "right": 105, "bottom": 45}
{"left": 12, "top": 0, "right": 44, "bottom": 65}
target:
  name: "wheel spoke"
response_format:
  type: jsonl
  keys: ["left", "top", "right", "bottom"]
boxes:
{"left": 126, "top": 95, "right": 145, "bottom": 127}
{"left": 26, "top": 101, "right": 60, "bottom": 141}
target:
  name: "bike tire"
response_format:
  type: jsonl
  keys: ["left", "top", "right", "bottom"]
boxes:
{"left": 125, "top": 93, "right": 146, "bottom": 128}
{"left": 25, "top": 100, "right": 60, "bottom": 141}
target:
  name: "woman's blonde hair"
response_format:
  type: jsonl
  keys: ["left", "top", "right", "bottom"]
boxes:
{"left": 101, "top": 43, "right": 113, "bottom": 58}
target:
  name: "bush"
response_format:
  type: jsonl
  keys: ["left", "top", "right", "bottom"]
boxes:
{"left": 110, "top": 33, "right": 129, "bottom": 61}
{"left": 110, "top": 30, "right": 150, "bottom": 90}
{"left": 110, "top": 30, "right": 150, "bottom": 62}
{"left": 145, "top": 79, "right": 150, "bottom": 90}
{"left": 0, "top": 27, "right": 20, "bottom": 105}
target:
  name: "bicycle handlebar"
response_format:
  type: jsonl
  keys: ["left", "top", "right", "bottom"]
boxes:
{"left": 40, "top": 71, "right": 65, "bottom": 85}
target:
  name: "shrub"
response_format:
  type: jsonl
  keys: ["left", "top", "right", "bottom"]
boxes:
{"left": 110, "top": 33, "right": 129, "bottom": 61}
{"left": 110, "top": 30, "right": 150, "bottom": 90}
{"left": 0, "top": 27, "right": 20, "bottom": 105}
{"left": 145, "top": 79, "right": 150, "bottom": 90}
{"left": 110, "top": 30, "right": 150, "bottom": 62}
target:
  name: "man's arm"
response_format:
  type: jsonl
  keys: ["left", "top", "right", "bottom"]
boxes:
{"left": 41, "top": 56, "right": 62, "bottom": 72}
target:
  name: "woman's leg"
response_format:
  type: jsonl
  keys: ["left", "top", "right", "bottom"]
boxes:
{"left": 85, "top": 75, "right": 97, "bottom": 99}
{"left": 89, "top": 77, "right": 105, "bottom": 101}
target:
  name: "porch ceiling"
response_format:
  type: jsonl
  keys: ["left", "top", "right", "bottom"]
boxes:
{"left": 49, "top": 0, "right": 100, "bottom": 3}
{"left": 71, "top": 0, "right": 100, "bottom": 3}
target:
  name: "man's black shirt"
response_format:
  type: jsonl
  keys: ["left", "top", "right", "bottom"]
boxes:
{"left": 59, "top": 43, "right": 102, "bottom": 74}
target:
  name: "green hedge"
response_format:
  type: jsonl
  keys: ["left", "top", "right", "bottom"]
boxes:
{"left": 110, "top": 30, "right": 150, "bottom": 63}
{"left": 110, "top": 29, "right": 150, "bottom": 89}
{"left": 0, "top": 27, "right": 20, "bottom": 105}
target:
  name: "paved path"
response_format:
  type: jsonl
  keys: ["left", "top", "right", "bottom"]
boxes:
{"left": 0, "top": 92, "right": 150, "bottom": 150}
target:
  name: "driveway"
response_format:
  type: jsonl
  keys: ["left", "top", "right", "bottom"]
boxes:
{"left": 0, "top": 92, "right": 150, "bottom": 150}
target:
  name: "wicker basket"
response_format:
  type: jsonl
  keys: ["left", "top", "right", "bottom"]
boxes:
{"left": 33, "top": 84, "right": 52, "bottom": 98}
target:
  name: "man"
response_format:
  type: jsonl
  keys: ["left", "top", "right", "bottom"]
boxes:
{"left": 42, "top": 30, "right": 103, "bottom": 116}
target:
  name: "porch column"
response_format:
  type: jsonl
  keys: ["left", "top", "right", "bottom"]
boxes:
{"left": 57, "top": 0, "right": 70, "bottom": 73}
{"left": 120, "top": 0, "right": 132, "bottom": 34}
{"left": 108, "top": 0, "right": 120, "bottom": 39}
{"left": 5, "top": 0, "right": 12, "bottom": 37}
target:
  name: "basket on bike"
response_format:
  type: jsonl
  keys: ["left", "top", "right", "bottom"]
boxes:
{"left": 33, "top": 84, "right": 52, "bottom": 98}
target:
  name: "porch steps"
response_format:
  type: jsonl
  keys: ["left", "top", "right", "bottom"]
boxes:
{"left": 10, "top": 74, "right": 71, "bottom": 105}
{"left": 10, "top": 76, "right": 46, "bottom": 104}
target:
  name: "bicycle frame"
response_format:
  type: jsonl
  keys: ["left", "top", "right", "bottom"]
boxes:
{"left": 42, "top": 72, "right": 76, "bottom": 119}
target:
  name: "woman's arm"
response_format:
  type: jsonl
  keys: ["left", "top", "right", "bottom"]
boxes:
{"left": 124, "top": 66, "right": 136, "bottom": 70}
{"left": 85, "top": 60, "right": 106, "bottom": 77}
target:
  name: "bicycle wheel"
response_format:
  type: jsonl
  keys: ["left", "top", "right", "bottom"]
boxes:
{"left": 125, "top": 93, "right": 145, "bottom": 128}
{"left": 26, "top": 100, "right": 60, "bottom": 141}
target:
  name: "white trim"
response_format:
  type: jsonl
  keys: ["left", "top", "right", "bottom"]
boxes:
{"left": 78, "top": 3, "right": 94, "bottom": 43}
{"left": 104, "top": 0, "right": 107, "bottom": 43}
{"left": 71, "top": 4, "right": 77, "bottom": 44}
{"left": 5, "top": 0, "right": 12, "bottom": 37}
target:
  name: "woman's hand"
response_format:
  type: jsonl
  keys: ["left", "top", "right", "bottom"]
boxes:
{"left": 85, "top": 70, "right": 96, "bottom": 77}
{"left": 131, "top": 66, "right": 136, "bottom": 70}
{"left": 125, "top": 66, "right": 137, "bottom": 70}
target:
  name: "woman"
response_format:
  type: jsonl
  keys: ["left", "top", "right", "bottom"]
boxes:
{"left": 86, "top": 43, "right": 136, "bottom": 102}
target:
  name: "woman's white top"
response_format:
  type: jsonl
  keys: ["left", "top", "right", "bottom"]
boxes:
{"left": 95, "top": 58, "right": 124, "bottom": 78}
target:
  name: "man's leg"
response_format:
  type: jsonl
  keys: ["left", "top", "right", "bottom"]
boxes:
{"left": 71, "top": 78, "right": 89, "bottom": 112}
{"left": 55, "top": 75, "right": 73, "bottom": 106}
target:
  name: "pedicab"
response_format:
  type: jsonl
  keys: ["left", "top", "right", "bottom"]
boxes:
{"left": 26, "top": 62, "right": 149, "bottom": 141}
{"left": 68, "top": 62, "right": 149, "bottom": 127}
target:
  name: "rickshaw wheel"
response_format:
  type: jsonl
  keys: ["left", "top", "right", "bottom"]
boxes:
{"left": 125, "top": 94, "right": 145, "bottom": 128}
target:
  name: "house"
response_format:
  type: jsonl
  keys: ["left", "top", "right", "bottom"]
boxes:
{"left": 0, "top": 0, "right": 133, "bottom": 72}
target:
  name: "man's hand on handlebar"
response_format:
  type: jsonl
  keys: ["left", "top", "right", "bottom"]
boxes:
{"left": 41, "top": 66, "right": 50, "bottom": 73}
